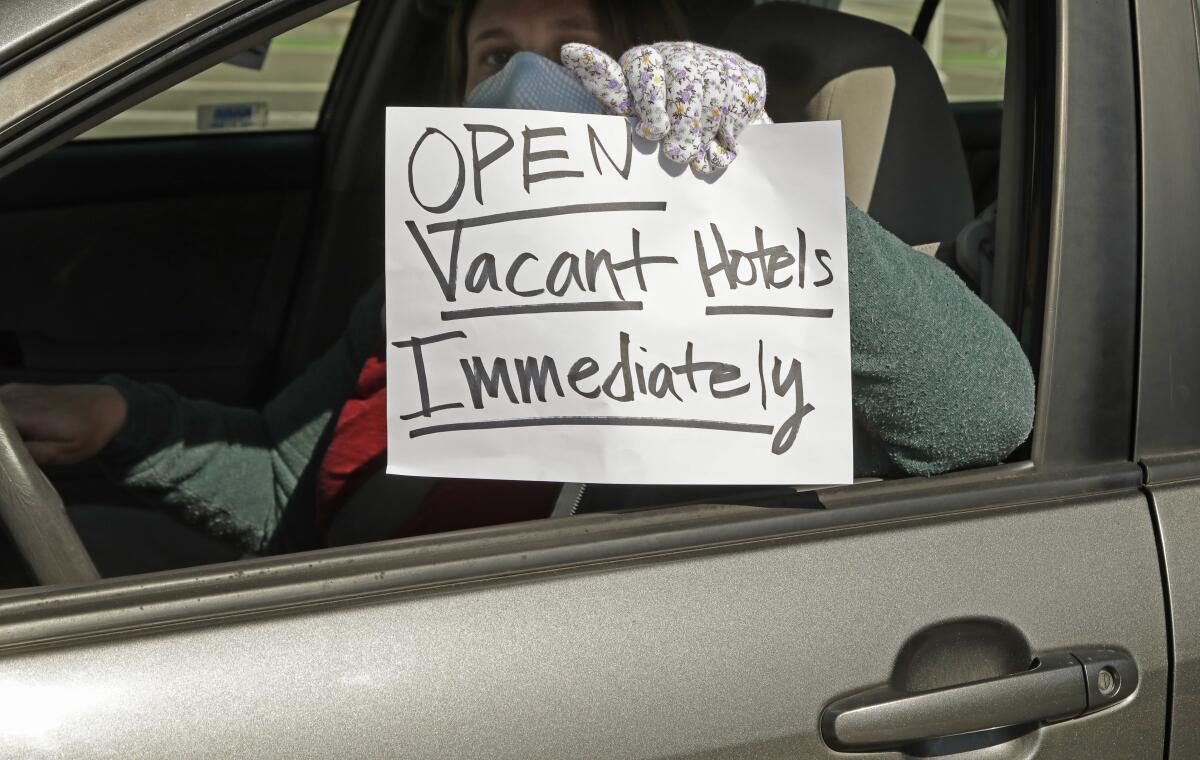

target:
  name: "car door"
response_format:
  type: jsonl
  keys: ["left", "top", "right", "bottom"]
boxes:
{"left": 1131, "top": 0, "right": 1200, "bottom": 757}
{"left": 0, "top": 0, "right": 1169, "bottom": 757}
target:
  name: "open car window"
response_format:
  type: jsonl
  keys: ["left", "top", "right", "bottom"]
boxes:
{"left": 0, "top": 0, "right": 1046, "bottom": 588}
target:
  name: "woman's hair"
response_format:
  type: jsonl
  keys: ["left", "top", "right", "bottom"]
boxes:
{"left": 444, "top": 0, "right": 687, "bottom": 103}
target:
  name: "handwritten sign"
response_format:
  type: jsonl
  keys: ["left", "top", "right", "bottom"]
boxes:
{"left": 385, "top": 107, "right": 851, "bottom": 485}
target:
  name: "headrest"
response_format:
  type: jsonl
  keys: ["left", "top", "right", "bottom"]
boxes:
{"left": 723, "top": 2, "right": 975, "bottom": 245}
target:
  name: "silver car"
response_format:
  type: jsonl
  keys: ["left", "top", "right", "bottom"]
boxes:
{"left": 0, "top": 0, "right": 1196, "bottom": 757}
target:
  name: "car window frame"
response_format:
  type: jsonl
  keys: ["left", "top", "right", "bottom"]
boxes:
{"left": 0, "top": 0, "right": 355, "bottom": 181}
{"left": 71, "top": 3, "right": 364, "bottom": 142}
{"left": 0, "top": 0, "right": 1144, "bottom": 633}
{"left": 1133, "top": 0, "right": 1200, "bottom": 474}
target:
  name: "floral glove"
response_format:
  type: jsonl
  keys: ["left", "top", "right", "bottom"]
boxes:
{"left": 561, "top": 41, "right": 771, "bottom": 174}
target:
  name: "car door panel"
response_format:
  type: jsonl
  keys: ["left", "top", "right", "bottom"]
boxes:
{"left": 1131, "top": 0, "right": 1200, "bottom": 756}
{"left": 1147, "top": 477, "right": 1200, "bottom": 759}
{"left": 0, "top": 491, "right": 1166, "bottom": 759}
{"left": 0, "top": 132, "right": 319, "bottom": 404}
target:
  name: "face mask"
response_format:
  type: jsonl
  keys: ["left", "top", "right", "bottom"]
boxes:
{"left": 463, "top": 51, "right": 606, "bottom": 115}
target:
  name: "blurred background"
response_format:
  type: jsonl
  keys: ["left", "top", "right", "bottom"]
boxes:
{"left": 78, "top": 0, "right": 1004, "bottom": 141}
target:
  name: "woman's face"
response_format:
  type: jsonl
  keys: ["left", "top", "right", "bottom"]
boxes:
{"left": 464, "top": 0, "right": 613, "bottom": 93}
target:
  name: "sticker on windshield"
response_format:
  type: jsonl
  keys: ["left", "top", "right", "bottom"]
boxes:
{"left": 197, "top": 102, "right": 269, "bottom": 131}
{"left": 384, "top": 107, "right": 852, "bottom": 485}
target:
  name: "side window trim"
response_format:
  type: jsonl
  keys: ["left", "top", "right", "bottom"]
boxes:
{"left": 0, "top": 459, "right": 1141, "bottom": 647}
{"left": 75, "top": 3, "right": 360, "bottom": 141}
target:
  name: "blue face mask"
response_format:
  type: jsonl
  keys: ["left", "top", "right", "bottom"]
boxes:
{"left": 463, "top": 51, "right": 606, "bottom": 115}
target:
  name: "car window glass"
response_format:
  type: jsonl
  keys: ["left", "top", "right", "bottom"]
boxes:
{"left": 76, "top": 3, "right": 358, "bottom": 140}
{"left": 0, "top": 0, "right": 1040, "bottom": 592}
{"left": 773, "top": 0, "right": 1008, "bottom": 102}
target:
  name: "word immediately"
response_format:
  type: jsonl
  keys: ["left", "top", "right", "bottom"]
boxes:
{"left": 393, "top": 330, "right": 814, "bottom": 455}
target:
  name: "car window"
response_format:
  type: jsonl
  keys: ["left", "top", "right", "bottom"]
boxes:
{"left": 0, "top": 0, "right": 1043, "bottom": 591}
{"left": 783, "top": 0, "right": 1008, "bottom": 102}
{"left": 76, "top": 4, "right": 359, "bottom": 140}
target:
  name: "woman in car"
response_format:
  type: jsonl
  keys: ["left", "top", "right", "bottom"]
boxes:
{"left": 0, "top": 0, "right": 1035, "bottom": 556}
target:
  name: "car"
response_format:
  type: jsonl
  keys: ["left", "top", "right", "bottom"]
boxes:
{"left": 0, "top": 0, "right": 1196, "bottom": 757}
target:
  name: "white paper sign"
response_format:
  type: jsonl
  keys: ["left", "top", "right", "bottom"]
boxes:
{"left": 385, "top": 107, "right": 851, "bottom": 485}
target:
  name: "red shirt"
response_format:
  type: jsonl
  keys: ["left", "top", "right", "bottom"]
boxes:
{"left": 315, "top": 348, "right": 558, "bottom": 539}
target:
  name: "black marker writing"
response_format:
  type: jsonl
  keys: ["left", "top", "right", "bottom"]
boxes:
{"left": 515, "top": 356, "right": 565, "bottom": 403}
{"left": 813, "top": 249, "right": 835, "bottom": 287}
{"left": 396, "top": 117, "right": 846, "bottom": 460}
{"left": 464, "top": 123, "right": 514, "bottom": 205}
{"left": 392, "top": 331, "right": 468, "bottom": 419}
{"left": 407, "top": 127, "right": 465, "bottom": 214}
{"left": 771, "top": 357, "right": 815, "bottom": 455}
{"left": 404, "top": 333, "right": 819, "bottom": 456}
{"left": 410, "top": 416, "right": 775, "bottom": 439}
{"left": 460, "top": 356, "right": 518, "bottom": 408}
{"left": 523, "top": 126, "right": 584, "bottom": 192}
{"left": 411, "top": 219, "right": 676, "bottom": 308}
{"left": 587, "top": 120, "right": 634, "bottom": 180}
{"left": 695, "top": 224, "right": 829, "bottom": 296}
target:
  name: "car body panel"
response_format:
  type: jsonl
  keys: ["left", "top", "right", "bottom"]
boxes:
{"left": 1132, "top": 0, "right": 1200, "bottom": 757}
{"left": 1149, "top": 482, "right": 1200, "bottom": 760}
{"left": 0, "top": 0, "right": 128, "bottom": 72}
{"left": 1028, "top": 0, "right": 1139, "bottom": 469}
{"left": 0, "top": 492, "right": 1168, "bottom": 759}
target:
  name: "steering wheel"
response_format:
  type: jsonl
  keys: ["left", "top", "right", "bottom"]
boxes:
{"left": 0, "top": 401, "right": 99, "bottom": 585}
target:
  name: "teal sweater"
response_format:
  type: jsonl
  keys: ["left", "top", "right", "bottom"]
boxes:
{"left": 99, "top": 202, "right": 1035, "bottom": 552}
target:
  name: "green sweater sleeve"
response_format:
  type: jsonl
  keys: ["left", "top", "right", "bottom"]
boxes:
{"left": 845, "top": 200, "right": 1035, "bottom": 476}
{"left": 97, "top": 284, "right": 384, "bottom": 552}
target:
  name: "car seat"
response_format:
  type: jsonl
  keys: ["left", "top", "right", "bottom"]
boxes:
{"left": 722, "top": 1, "right": 975, "bottom": 248}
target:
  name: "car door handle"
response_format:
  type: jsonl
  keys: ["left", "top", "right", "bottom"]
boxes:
{"left": 821, "top": 648, "right": 1138, "bottom": 752}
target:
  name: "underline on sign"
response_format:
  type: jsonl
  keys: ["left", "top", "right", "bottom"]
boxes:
{"left": 705, "top": 306, "right": 835, "bottom": 318}
{"left": 441, "top": 301, "right": 643, "bottom": 320}
{"left": 408, "top": 416, "right": 775, "bottom": 438}
{"left": 425, "top": 201, "right": 668, "bottom": 234}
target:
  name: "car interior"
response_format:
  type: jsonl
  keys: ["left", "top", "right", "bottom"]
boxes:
{"left": 0, "top": 0, "right": 1046, "bottom": 585}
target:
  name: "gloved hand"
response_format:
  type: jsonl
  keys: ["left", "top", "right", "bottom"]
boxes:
{"left": 561, "top": 41, "right": 771, "bottom": 174}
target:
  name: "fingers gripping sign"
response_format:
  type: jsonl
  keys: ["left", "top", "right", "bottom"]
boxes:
{"left": 561, "top": 41, "right": 771, "bottom": 174}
